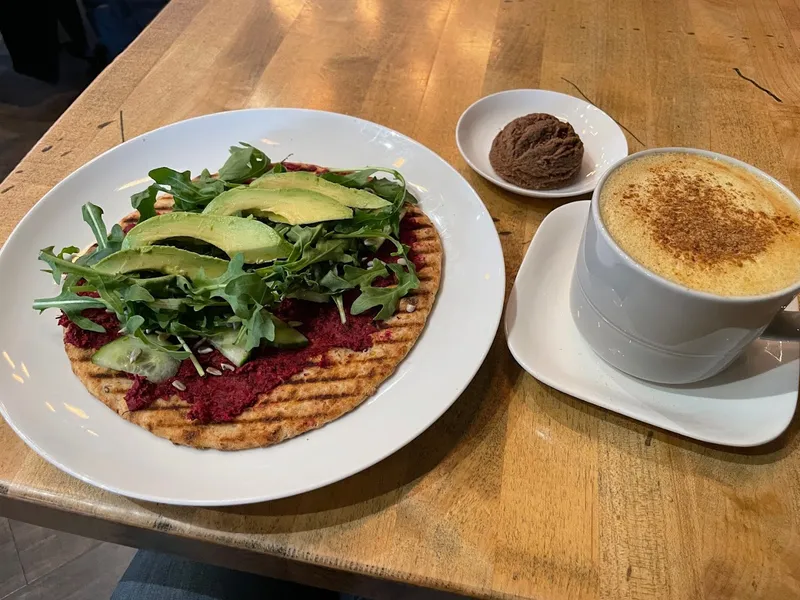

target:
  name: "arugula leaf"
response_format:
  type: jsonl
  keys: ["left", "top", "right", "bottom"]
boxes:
{"left": 284, "top": 224, "right": 324, "bottom": 262}
{"left": 224, "top": 272, "right": 271, "bottom": 301}
{"left": 79, "top": 203, "right": 124, "bottom": 264}
{"left": 321, "top": 168, "right": 379, "bottom": 188}
{"left": 286, "top": 239, "right": 350, "bottom": 273}
{"left": 365, "top": 176, "right": 411, "bottom": 204}
{"left": 244, "top": 305, "right": 275, "bottom": 351}
{"left": 108, "top": 223, "right": 124, "bottom": 242}
{"left": 351, "top": 264, "right": 419, "bottom": 320}
{"left": 38, "top": 247, "right": 107, "bottom": 282}
{"left": 222, "top": 273, "right": 272, "bottom": 317}
{"left": 320, "top": 270, "right": 351, "bottom": 292}
{"left": 343, "top": 261, "right": 389, "bottom": 289}
{"left": 320, "top": 261, "right": 388, "bottom": 292}
{"left": 128, "top": 143, "right": 269, "bottom": 216}
{"left": 130, "top": 186, "right": 158, "bottom": 222}
{"left": 286, "top": 289, "right": 330, "bottom": 303}
{"left": 322, "top": 168, "right": 408, "bottom": 206}
{"left": 97, "top": 224, "right": 125, "bottom": 262}
{"left": 194, "top": 169, "right": 228, "bottom": 196}
{"left": 94, "top": 279, "right": 126, "bottom": 316}
{"left": 32, "top": 290, "right": 107, "bottom": 333}
{"left": 68, "top": 313, "right": 109, "bottom": 333}
{"left": 190, "top": 253, "right": 248, "bottom": 293}
{"left": 122, "top": 284, "right": 155, "bottom": 303}
{"left": 136, "top": 275, "right": 178, "bottom": 295}
{"left": 32, "top": 290, "right": 106, "bottom": 314}
{"left": 286, "top": 224, "right": 324, "bottom": 246}
{"left": 187, "top": 254, "right": 277, "bottom": 329}
{"left": 144, "top": 167, "right": 225, "bottom": 212}
{"left": 120, "top": 314, "right": 145, "bottom": 336}
{"left": 323, "top": 168, "right": 411, "bottom": 248}
{"left": 39, "top": 245, "right": 80, "bottom": 283}
{"left": 257, "top": 233, "right": 351, "bottom": 279}
{"left": 218, "top": 143, "right": 269, "bottom": 182}
{"left": 148, "top": 298, "right": 188, "bottom": 311}
{"left": 82, "top": 203, "right": 112, "bottom": 250}
{"left": 59, "top": 245, "right": 80, "bottom": 259}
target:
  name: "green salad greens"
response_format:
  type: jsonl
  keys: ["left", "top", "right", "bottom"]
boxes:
{"left": 33, "top": 143, "right": 418, "bottom": 378}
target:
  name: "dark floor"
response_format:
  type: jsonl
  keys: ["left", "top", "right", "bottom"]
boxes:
{"left": 0, "top": 37, "right": 138, "bottom": 600}
{"left": 0, "top": 517, "right": 136, "bottom": 599}
{"left": 0, "top": 37, "right": 91, "bottom": 181}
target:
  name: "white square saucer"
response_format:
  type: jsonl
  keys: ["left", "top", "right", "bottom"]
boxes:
{"left": 505, "top": 200, "right": 798, "bottom": 446}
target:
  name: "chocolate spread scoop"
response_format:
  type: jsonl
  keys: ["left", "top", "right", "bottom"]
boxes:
{"left": 489, "top": 113, "right": 584, "bottom": 190}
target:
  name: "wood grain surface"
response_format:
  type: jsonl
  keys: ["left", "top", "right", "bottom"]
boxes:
{"left": 1, "top": 0, "right": 800, "bottom": 598}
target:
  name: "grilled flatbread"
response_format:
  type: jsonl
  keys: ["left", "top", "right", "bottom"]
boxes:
{"left": 64, "top": 198, "right": 442, "bottom": 450}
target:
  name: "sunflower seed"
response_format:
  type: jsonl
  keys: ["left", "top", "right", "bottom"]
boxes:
{"left": 206, "top": 367, "right": 222, "bottom": 376}
{"left": 220, "top": 363, "right": 235, "bottom": 372}
{"left": 128, "top": 348, "right": 142, "bottom": 364}
{"left": 172, "top": 380, "right": 187, "bottom": 391}
{"left": 197, "top": 347, "right": 213, "bottom": 355}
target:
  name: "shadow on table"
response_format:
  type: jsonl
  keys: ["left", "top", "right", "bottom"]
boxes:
{"left": 204, "top": 335, "right": 519, "bottom": 530}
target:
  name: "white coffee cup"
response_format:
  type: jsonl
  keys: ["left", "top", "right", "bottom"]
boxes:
{"left": 570, "top": 147, "right": 800, "bottom": 384}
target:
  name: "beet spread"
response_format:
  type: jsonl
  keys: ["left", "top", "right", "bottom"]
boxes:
{"left": 59, "top": 190, "right": 420, "bottom": 424}
{"left": 127, "top": 300, "right": 379, "bottom": 423}
{"left": 59, "top": 310, "right": 121, "bottom": 349}
{"left": 59, "top": 291, "right": 122, "bottom": 349}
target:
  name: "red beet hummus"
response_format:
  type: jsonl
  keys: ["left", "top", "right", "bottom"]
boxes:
{"left": 60, "top": 202, "right": 423, "bottom": 424}
{"left": 127, "top": 299, "right": 379, "bottom": 423}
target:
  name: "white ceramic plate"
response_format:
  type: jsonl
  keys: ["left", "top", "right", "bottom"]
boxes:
{"left": 506, "top": 201, "right": 798, "bottom": 447}
{"left": 456, "top": 89, "right": 629, "bottom": 198}
{"left": 0, "top": 108, "right": 505, "bottom": 505}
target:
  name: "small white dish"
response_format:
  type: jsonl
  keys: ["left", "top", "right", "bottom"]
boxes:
{"left": 505, "top": 201, "right": 798, "bottom": 447}
{"left": 456, "top": 89, "right": 629, "bottom": 198}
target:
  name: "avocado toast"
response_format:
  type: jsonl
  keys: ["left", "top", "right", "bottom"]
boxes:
{"left": 34, "top": 145, "right": 442, "bottom": 450}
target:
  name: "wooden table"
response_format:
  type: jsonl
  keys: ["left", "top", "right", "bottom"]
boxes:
{"left": 2, "top": 0, "right": 800, "bottom": 598}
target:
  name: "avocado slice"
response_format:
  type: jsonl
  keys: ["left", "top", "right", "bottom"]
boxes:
{"left": 202, "top": 188, "right": 352, "bottom": 225}
{"left": 250, "top": 171, "right": 390, "bottom": 209}
{"left": 122, "top": 213, "right": 291, "bottom": 264}
{"left": 94, "top": 246, "right": 229, "bottom": 279}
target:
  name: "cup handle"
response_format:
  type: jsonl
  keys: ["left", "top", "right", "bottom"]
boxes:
{"left": 762, "top": 309, "right": 800, "bottom": 340}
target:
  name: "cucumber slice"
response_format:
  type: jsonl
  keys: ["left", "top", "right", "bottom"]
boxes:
{"left": 273, "top": 319, "right": 308, "bottom": 348}
{"left": 209, "top": 329, "right": 251, "bottom": 367}
{"left": 91, "top": 336, "right": 180, "bottom": 383}
{"left": 209, "top": 318, "right": 308, "bottom": 366}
